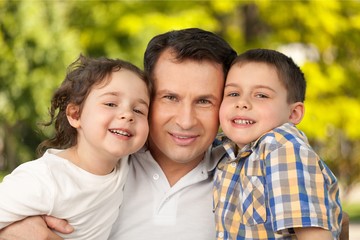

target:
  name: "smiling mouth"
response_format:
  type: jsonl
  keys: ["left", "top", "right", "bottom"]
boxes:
{"left": 109, "top": 129, "right": 132, "bottom": 137}
{"left": 170, "top": 133, "right": 198, "bottom": 145}
{"left": 173, "top": 135, "right": 193, "bottom": 139}
{"left": 233, "top": 119, "right": 255, "bottom": 125}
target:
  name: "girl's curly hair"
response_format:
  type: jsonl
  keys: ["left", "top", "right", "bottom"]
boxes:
{"left": 37, "top": 54, "right": 150, "bottom": 156}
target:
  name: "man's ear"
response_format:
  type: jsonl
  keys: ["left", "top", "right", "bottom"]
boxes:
{"left": 289, "top": 102, "right": 304, "bottom": 125}
{"left": 66, "top": 103, "right": 81, "bottom": 128}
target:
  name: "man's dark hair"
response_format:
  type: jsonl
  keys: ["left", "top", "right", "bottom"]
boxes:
{"left": 144, "top": 28, "right": 237, "bottom": 87}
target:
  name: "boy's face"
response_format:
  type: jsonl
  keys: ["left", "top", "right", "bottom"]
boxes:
{"left": 219, "top": 62, "right": 302, "bottom": 146}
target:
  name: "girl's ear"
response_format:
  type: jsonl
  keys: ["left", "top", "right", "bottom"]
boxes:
{"left": 66, "top": 103, "right": 81, "bottom": 128}
{"left": 289, "top": 102, "right": 304, "bottom": 125}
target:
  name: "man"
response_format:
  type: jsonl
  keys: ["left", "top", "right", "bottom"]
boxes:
{"left": 0, "top": 28, "right": 237, "bottom": 240}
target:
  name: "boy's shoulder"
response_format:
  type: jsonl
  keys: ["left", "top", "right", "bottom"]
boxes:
{"left": 260, "top": 123, "right": 307, "bottom": 144}
{"left": 253, "top": 123, "right": 311, "bottom": 154}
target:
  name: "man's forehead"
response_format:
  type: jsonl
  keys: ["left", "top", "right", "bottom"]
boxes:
{"left": 155, "top": 49, "right": 224, "bottom": 72}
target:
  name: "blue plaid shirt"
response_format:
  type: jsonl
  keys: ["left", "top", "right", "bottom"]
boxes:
{"left": 214, "top": 123, "right": 342, "bottom": 240}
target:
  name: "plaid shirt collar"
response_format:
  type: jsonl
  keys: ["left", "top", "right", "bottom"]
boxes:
{"left": 222, "top": 123, "right": 298, "bottom": 163}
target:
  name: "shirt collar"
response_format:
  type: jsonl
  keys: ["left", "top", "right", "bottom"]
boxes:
{"left": 222, "top": 122, "right": 298, "bottom": 163}
{"left": 223, "top": 141, "right": 252, "bottom": 163}
{"left": 137, "top": 143, "right": 222, "bottom": 174}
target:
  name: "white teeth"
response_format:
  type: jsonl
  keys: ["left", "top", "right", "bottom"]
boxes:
{"left": 110, "top": 129, "right": 131, "bottom": 136}
{"left": 234, "top": 119, "right": 254, "bottom": 125}
{"left": 176, "top": 135, "right": 191, "bottom": 139}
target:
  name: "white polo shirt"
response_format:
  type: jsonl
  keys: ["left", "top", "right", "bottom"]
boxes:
{"left": 108, "top": 145, "right": 226, "bottom": 240}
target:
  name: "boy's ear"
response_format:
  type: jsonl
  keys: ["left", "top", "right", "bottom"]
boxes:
{"left": 66, "top": 103, "right": 81, "bottom": 128}
{"left": 289, "top": 102, "right": 304, "bottom": 125}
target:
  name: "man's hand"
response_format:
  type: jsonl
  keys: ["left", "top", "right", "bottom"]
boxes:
{"left": 42, "top": 215, "right": 74, "bottom": 234}
{"left": 294, "top": 227, "right": 332, "bottom": 240}
{"left": 0, "top": 216, "right": 73, "bottom": 240}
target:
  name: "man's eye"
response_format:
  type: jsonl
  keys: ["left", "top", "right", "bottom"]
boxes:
{"left": 198, "top": 99, "right": 211, "bottom": 104}
{"left": 164, "top": 95, "right": 177, "bottom": 101}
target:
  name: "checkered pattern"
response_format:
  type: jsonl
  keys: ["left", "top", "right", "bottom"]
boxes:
{"left": 214, "top": 123, "right": 342, "bottom": 240}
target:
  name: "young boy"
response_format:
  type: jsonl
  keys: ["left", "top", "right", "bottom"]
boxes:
{"left": 214, "top": 49, "right": 342, "bottom": 239}
{"left": 0, "top": 55, "right": 150, "bottom": 239}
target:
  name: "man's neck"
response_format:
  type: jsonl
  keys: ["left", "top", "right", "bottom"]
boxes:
{"left": 157, "top": 157, "right": 203, "bottom": 187}
{"left": 148, "top": 144, "right": 205, "bottom": 187}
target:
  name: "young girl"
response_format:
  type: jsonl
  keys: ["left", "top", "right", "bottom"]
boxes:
{"left": 0, "top": 55, "right": 151, "bottom": 239}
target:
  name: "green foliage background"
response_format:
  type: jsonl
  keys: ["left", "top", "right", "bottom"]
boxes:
{"left": 1, "top": 0, "right": 360, "bottom": 200}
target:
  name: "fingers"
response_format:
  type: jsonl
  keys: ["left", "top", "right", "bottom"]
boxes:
{"left": 0, "top": 216, "right": 57, "bottom": 240}
{"left": 0, "top": 215, "right": 73, "bottom": 240}
{"left": 43, "top": 215, "right": 74, "bottom": 234}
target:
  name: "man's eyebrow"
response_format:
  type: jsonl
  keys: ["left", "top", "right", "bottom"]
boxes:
{"left": 197, "top": 94, "right": 218, "bottom": 100}
{"left": 155, "top": 89, "right": 178, "bottom": 95}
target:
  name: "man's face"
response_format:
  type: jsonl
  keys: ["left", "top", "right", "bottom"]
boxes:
{"left": 148, "top": 50, "right": 224, "bottom": 168}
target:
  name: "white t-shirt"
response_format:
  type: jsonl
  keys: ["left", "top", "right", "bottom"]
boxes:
{"left": 0, "top": 149, "right": 129, "bottom": 240}
{"left": 108, "top": 145, "right": 226, "bottom": 240}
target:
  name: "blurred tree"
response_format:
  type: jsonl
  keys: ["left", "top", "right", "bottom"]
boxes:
{"left": 1, "top": 0, "right": 359, "bottom": 197}
{"left": 0, "top": 1, "right": 81, "bottom": 169}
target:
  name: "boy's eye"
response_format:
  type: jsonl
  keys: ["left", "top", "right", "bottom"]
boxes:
{"left": 255, "top": 93, "right": 268, "bottom": 98}
{"left": 227, "top": 92, "right": 239, "bottom": 97}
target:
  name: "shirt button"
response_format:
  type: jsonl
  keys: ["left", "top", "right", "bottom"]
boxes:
{"left": 153, "top": 174, "right": 159, "bottom": 180}
{"left": 218, "top": 232, "right": 224, "bottom": 238}
{"left": 231, "top": 162, "right": 237, "bottom": 168}
{"left": 220, "top": 196, "right": 226, "bottom": 203}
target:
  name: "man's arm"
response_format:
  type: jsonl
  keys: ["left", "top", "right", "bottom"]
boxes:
{"left": 294, "top": 227, "right": 332, "bottom": 240}
{"left": 0, "top": 216, "right": 73, "bottom": 240}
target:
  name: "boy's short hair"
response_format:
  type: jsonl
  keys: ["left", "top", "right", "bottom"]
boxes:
{"left": 232, "top": 48, "right": 306, "bottom": 103}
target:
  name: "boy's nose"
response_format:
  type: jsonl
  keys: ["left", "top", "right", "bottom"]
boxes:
{"left": 235, "top": 98, "right": 251, "bottom": 110}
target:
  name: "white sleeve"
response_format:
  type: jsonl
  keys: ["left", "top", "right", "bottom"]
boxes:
{"left": 0, "top": 160, "right": 54, "bottom": 229}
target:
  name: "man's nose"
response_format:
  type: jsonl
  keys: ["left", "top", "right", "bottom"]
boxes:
{"left": 175, "top": 103, "right": 197, "bottom": 129}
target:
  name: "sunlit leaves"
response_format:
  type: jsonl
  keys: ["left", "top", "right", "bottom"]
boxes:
{"left": 1, "top": 0, "right": 359, "bottom": 188}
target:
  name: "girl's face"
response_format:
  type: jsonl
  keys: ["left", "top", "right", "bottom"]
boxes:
{"left": 68, "top": 69, "right": 149, "bottom": 173}
{"left": 219, "top": 62, "right": 302, "bottom": 147}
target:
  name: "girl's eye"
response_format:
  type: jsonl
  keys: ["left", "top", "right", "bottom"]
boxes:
{"left": 133, "top": 109, "right": 143, "bottom": 115}
{"left": 134, "top": 108, "right": 148, "bottom": 116}
{"left": 105, "top": 103, "right": 117, "bottom": 107}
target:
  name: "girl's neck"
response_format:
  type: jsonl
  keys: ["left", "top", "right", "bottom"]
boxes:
{"left": 56, "top": 147, "right": 117, "bottom": 175}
